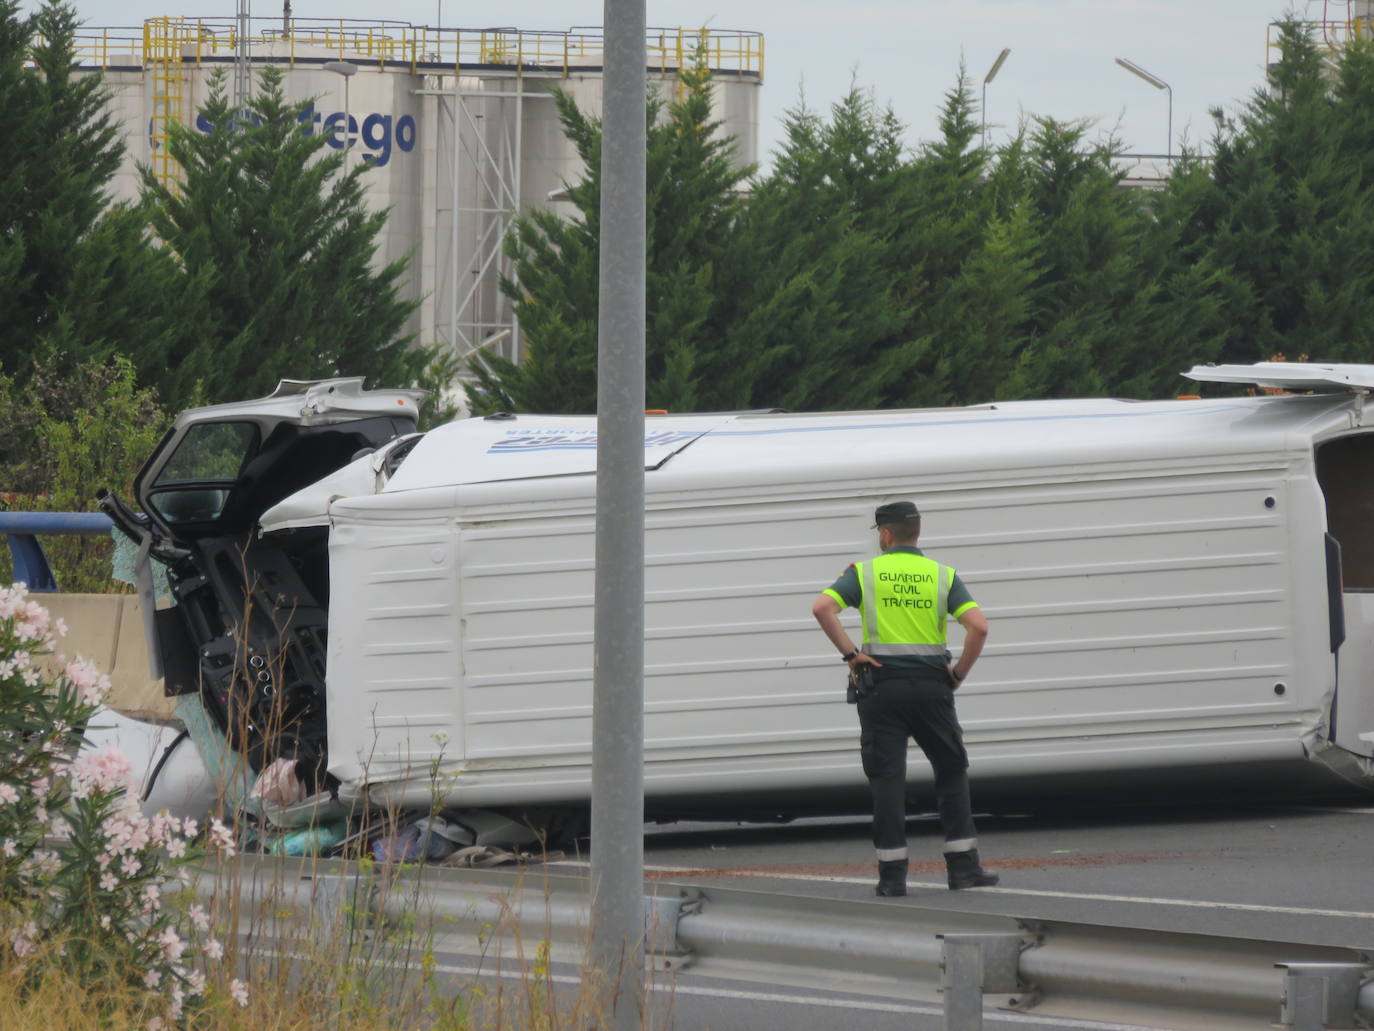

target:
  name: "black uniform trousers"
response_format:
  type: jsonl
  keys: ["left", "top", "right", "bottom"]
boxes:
{"left": 856, "top": 666, "right": 976, "bottom": 856}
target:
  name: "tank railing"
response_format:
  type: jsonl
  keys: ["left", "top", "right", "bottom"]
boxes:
{"left": 1266, "top": 18, "right": 1374, "bottom": 64}
{"left": 64, "top": 20, "right": 763, "bottom": 79}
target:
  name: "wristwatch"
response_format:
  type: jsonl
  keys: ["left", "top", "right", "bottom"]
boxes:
{"left": 841, "top": 649, "right": 858, "bottom": 662}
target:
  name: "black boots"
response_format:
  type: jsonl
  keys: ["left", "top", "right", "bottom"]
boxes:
{"left": 874, "top": 853, "right": 999, "bottom": 894}
{"left": 875, "top": 859, "right": 908, "bottom": 896}
{"left": 945, "top": 848, "right": 999, "bottom": 889}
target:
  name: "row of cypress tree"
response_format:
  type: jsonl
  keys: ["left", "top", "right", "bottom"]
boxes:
{"left": 0, "top": 0, "right": 426, "bottom": 411}
{"left": 4, "top": 6, "right": 1373, "bottom": 423}
{"left": 471, "top": 22, "right": 1374, "bottom": 414}
{"left": 0, "top": 0, "right": 441, "bottom": 586}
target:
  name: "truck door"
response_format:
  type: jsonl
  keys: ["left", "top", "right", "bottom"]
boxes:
{"left": 1316, "top": 433, "right": 1374, "bottom": 758}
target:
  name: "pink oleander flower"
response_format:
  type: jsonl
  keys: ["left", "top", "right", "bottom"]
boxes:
{"left": 64, "top": 657, "right": 111, "bottom": 706}
{"left": 144, "top": 968, "right": 161, "bottom": 989}
{"left": 203, "top": 938, "right": 223, "bottom": 961}
{"left": 185, "top": 969, "right": 206, "bottom": 996}
{"left": 71, "top": 746, "right": 136, "bottom": 798}
{"left": 105, "top": 802, "right": 153, "bottom": 854}
{"left": 9, "top": 595, "right": 57, "bottom": 648}
{"left": 229, "top": 978, "right": 249, "bottom": 1008}
{"left": 10, "top": 921, "right": 36, "bottom": 958}
{"left": 150, "top": 812, "right": 177, "bottom": 844}
{"left": 0, "top": 584, "right": 28, "bottom": 620}
{"left": 147, "top": 1017, "right": 166, "bottom": 1031}
{"left": 169, "top": 983, "right": 185, "bottom": 1019}
{"left": 99, "top": 872, "right": 118, "bottom": 891}
{"left": 208, "top": 819, "right": 236, "bottom": 857}
{"left": 158, "top": 927, "right": 185, "bottom": 963}
{"left": 0, "top": 783, "right": 18, "bottom": 804}
{"left": 188, "top": 904, "right": 209, "bottom": 932}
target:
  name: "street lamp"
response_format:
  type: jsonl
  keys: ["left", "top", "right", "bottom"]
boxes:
{"left": 981, "top": 48, "right": 1011, "bottom": 149}
{"left": 1115, "top": 56, "right": 1172, "bottom": 164}
{"left": 322, "top": 60, "right": 357, "bottom": 170}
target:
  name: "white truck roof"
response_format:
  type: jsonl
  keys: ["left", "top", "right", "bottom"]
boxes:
{"left": 375, "top": 393, "right": 1354, "bottom": 497}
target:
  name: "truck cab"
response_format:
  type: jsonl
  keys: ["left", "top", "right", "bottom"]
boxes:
{"left": 104, "top": 378, "right": 425, "bottom": 796}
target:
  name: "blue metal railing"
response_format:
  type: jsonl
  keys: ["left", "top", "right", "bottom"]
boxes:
{"left": 0, "top": 512, "right": 115, "bottom": 592}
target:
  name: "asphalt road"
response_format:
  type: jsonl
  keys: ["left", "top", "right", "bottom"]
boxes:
{"left": 611, "top": 797, "right": 1374, "bottom": 949}
{"left": 228, "top": 798, "right": 1374, "bottom": 1031}
{"left": 527, "top": 798, "right": 1374, "bottom": 1029}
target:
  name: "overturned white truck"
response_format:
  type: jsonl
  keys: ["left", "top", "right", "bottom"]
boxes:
{"left": 99, "top": 363, "right": 1374, "bottom": 831}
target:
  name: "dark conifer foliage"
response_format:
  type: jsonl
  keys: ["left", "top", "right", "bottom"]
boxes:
{"left": 478, "top": 18, "right": 1374, "bottom": 412}
{"left": 139, "top": 67, "right": 423, "bottom": 404}
{"left": 468, "top": 56, "right": 751, "bottom": 414}
{"left": 0, "top": 1, "right": 181, "bottom": 378}
{"left": 1193, "top": 24, "right": 1374, "bottom": 366}
{"left": 12, "top": 12, "right": 1374, "bottom": 425}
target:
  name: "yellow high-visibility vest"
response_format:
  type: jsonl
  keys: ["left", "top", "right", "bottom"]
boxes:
{"left": 855, "top": 552, "right": 956, "bottom": 658}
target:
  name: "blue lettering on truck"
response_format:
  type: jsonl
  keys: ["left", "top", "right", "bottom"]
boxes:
{"left": 488, "top": 429, "right": 704, "bottom": 453}
{"left": 189, "top": 103, "right": 416, "bottom": 168}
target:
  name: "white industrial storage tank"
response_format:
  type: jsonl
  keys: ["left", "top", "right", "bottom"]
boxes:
{"left": 72, "top": 18, "right": 763, "bottom": 369}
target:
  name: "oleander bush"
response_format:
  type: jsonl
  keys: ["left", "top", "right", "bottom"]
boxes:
{"left": 0, "top": 583, "right": 242, "bottom": 1028}
{"left": 0, "top": 582, "right": 638, "bottom": 1030}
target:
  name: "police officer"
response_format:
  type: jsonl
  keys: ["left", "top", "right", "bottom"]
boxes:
{"left": 811, "top": 501, "right": 998, "bottom": 896}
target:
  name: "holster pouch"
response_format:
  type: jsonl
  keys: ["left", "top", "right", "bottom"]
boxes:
{"left": 847, "top": 662, "right": 876, "bottom": 704}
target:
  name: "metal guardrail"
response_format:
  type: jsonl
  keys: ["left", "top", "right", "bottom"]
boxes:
{"left": 0, "top": 511, "right": 114, "bottom": 592}
{"left": 205, "top": 856, "right": 1374, "bottom": 1030}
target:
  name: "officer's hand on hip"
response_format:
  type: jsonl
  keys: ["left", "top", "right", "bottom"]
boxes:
{"left": 947, "top": 662, "right": 965, "bottom": 688}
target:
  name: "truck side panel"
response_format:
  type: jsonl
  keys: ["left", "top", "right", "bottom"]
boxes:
{"left": 325, "top": 443, "right": 1324, "bottom": 809}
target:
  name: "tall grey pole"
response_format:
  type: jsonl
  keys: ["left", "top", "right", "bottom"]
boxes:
{"left": 588, "top": 0, "right": 646, "bottom": 1027}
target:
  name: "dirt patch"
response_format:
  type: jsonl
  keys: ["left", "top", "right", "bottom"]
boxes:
{"left": 645, "top": 852, "right": 1180, "bottom": 880}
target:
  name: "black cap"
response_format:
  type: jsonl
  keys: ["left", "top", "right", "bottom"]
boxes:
{"left": 873, "top": 501, "right": 920, "bottom": 528}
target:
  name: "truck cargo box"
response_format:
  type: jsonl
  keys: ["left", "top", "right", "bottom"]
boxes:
{"left": 106, "top": 364, "right": 1374, "bottom": 826}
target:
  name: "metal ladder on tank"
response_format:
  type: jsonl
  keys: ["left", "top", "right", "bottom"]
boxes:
{"left": 145, "top": 16, "right": 190, "bottom": 188}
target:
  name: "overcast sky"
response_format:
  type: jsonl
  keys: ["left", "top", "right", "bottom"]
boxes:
{"left": 40, "top": 0, "right": 1328, "bottom": 166}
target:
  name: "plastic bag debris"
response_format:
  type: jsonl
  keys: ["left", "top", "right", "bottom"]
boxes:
{"left": 266, "top": 819, "right": 347, "bottom": 857}
{"left": 250, "top": 757, "right": 307, "bottom": 808}
{"left": 371, "top": 822, "right": 460, "bottom": 864}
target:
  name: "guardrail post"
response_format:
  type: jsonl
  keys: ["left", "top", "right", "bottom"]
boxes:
{"left": 644, "top": 889, "right": 698, "bottom": 971}
{"left": 5, "top": 534, "right": 57, "bottom": 592}
{"left": 1277, "top": 962, "right": 1369, "bottom": 1029}
{"left": 939, "top": 933, "right": 1022, "bottom": 1031}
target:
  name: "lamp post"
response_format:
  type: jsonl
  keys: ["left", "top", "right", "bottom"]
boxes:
{"left": 1115, "top": 56, "right": 1172, "bottom": 163}
{"left": 981, "top": 47, "right": 1010, "bottom": 149}
{"left": 322, "top": 60, "right": 357, "bottom": 170}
